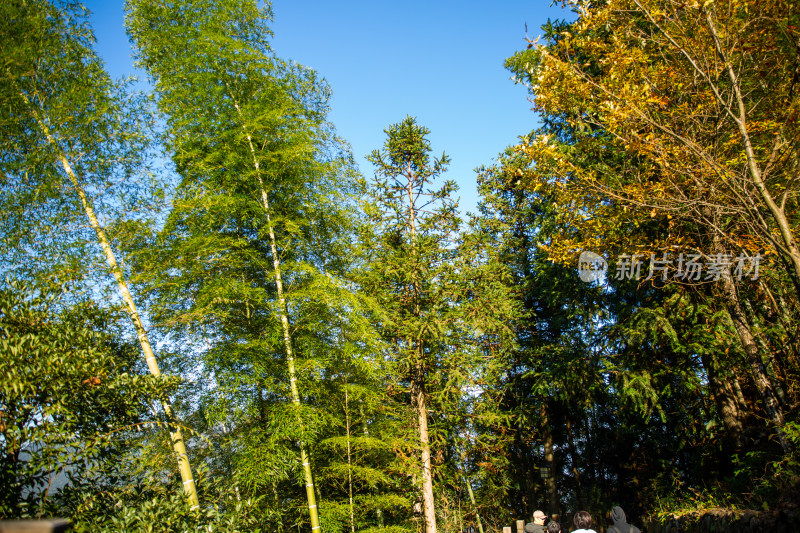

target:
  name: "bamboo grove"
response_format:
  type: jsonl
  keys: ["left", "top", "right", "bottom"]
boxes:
{"left": 1, "top": 0, "right": 798, "bottom": 532}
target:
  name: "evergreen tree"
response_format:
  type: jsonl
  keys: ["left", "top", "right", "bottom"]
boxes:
{"left": 360, "top": 116, "right": 515, "bottom": 533}
{"left": 314, "top": 350, "right": 416, "bottom": 533}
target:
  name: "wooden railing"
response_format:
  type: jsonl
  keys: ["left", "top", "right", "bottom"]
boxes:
{"left": 501, "top": 518, "right": 528, "bottom": 533}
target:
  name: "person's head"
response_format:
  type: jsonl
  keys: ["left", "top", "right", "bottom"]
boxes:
{"left": 611, "top": 506, "right": 626, "bottom": 524}
{"left": 574, "top": 511, "right": 593, "bottom": 529}
{"left": 533, "top": 510, "right": 546, "bottom": 525}
{"left": 546, "top": 521, "right": 561, "bottom": 533}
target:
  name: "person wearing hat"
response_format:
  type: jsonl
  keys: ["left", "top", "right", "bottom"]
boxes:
{"left": 524, "top": 510, "right": 547, "bottom": 533}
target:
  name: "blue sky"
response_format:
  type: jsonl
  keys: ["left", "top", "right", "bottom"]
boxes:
{"left": 84, "top": 0, "right": 572, "bottom": 215}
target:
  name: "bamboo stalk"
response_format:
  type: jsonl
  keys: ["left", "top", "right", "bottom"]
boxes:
{"left": 230, "top": 95, "right": 322, "bottom": 531}
{"left": 345, "top": 386, "right": 355, "bottom": 533}
{"left": 258, "top": 156, "right": 322, "bottom": 533}
{"left": 456, "top": 440, "right": 484, "bottom": 533}
{"left": 26, "top": 95, "right": 200, "bottom": 510}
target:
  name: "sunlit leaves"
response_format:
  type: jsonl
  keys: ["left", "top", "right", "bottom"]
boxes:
{"left": 515, "top": 0, "right": 800, "bottom": 275}
{"left": 0, "top": 280, "right": 165, "bottom": 516}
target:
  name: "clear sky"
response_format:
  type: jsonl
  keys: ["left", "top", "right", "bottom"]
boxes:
{"left": 83, "top": 0, "right": 572, "bottom": 215}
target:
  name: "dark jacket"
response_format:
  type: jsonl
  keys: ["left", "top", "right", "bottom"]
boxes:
{"left": 524, "top": 523, "right": 546, "bottom": 533}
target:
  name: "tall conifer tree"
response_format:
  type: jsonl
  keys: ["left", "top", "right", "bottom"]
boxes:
{"left": 360, "top": 117, "right": 515, "bottom": 533}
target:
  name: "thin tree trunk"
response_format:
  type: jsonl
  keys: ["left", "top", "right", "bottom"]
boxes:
{"left": 511, "top": 421, "right": 535, "bottom": 518}
{"left": 2, "top": 447, "right": 22, "bottom": 511}
{"left": 345, "top": 387, "right": 355, "bottom": 533}
{"left": 64, "top": 155, "right": 200, "bottom": 508}
{"left": 542, "top": 407, "right": 557, "bottom": 518}
{"left": 758, "top": 280, "right": 800, "bottom": 368}
{"left": 221, "top": 421, "right": 242, "bottom": 502}
{"left": 413, "top": 360, "right": 437, "bottom": 533}
{"left": 360, "top": 404, "right": 384, "bottom": 528}
{"left": 456, "top": 440, "right": 485, "bottom": 533}
{"left": 29, "top": 101, "right": 200, "bottom": 510}
{"left": 260, "top": 166, "right": 322, "bottom": 533}
{"left": 701, "top": 224, "right": 791, "bottom": 453}
{"left": 565, "top": 418, "right": 583, "bottom": 510}
{"left": 230, "top": 96, "right": 322, "bottom": 532}
{"left": 742, "top": 296, "right": 788, "bottom": 407}
{"left": 405, "top": 162, "right": 436, "bottom": 533}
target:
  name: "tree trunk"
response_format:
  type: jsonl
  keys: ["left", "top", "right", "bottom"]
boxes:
{"left": 699, "top": 351, "right": 744, "bottom": 450}
{"left": 456, "top": 439, "right": 485, "bottom": 533}
{"left": 360, "top": 404, "right": 384, "bottom": 528}
{"left": 742, "top": 297, "right": 788, "bottom": 408}
{"left": 719, "top": 273, "right": 791, "bottom": 453}
{"left": 565, "top": 418, "right": 583, "bottom": 510}
{"left": 405, "top": 159, "right": 436, "bottom": 533}
{"left": 413, "top": 364, "right": 437, "bottom": 533}
{"left": 345, "top": 387, "right": 355, "bottom": 533}
{"left": 232, "top": 96, "right": 322, "bottom": 531}
{"left": 509, "top": 415, "right": 532, "bottom": 517}
{"left": 757, "top": 280, "right": 800, "bottom": 370}
{"left": 264, "top": 188, "right": 322, "bottom": 532}
{"left": 29, "top": 104, "right": 200, "bottom": 510}
{"left": 264, "top": 194, "right": 322, "bottom": 532}
{"left": 542, "top": 407, "right": 557, "bottom": 518}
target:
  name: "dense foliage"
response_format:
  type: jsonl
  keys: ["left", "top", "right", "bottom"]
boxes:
{"left": 1, "top": 0, "right": 798, "bottom": 531}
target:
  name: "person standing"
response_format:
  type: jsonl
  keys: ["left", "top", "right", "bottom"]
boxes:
{"left": 546, "top": 521, "right": 561, "bottom": 533}
{"left": 608, "top": 506, "right": 641, "bottom": 533}
{"left": 572, "top": 510, "right": 598, "bottom": 533}
{"left": 524, "top": 510, "right": 547, "bottom": 533}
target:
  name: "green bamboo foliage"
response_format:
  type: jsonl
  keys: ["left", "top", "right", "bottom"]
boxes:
{"left": 126, "top": 0, "right": 358, "bottom": 529}
{"left": 314, "top": 345, "right": 417, "bottom": 532}
{"left": 0, "top": 0, "right": 200, "bottom": 510}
